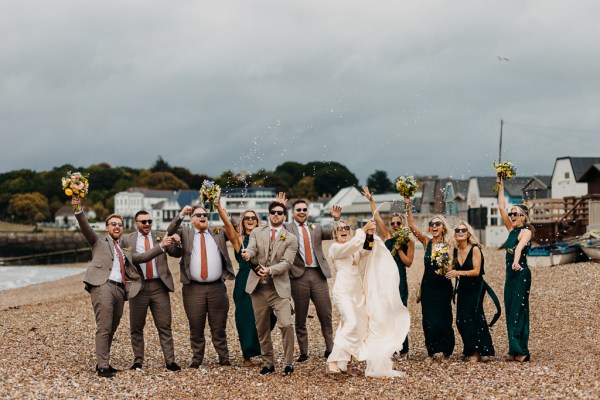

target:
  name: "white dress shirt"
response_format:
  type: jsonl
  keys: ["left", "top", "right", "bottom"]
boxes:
{"left": 109, "top": 242, "right": 125, "bottom": 283}
{"left": 294, "top": 221, "right": 317, "bottom": 267}
{"left": 136, "top": 232, "right": 159, "bottom": 279}
{"left": 189, "top": 229, "right": 223, "bottom": 282}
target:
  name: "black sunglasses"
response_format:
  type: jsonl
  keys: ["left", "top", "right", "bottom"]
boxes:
{"left": 269, "top": 210, "right": 285, "bottom": 216}
{"left": 429, "top": 221, "right": 443, "bottom": 227}
{"left": 454, "top": 228, "right": 468, "bottom": 233}
{"left": 243, "top": 216, "right": 258, "bottom": 221}
{"left": 295, "top": 208, "right": 308, "bottom": 212}
{"left": 138, "top": 219, "right": 153, "bottom": 225}
{"left": 108, "top": 222, "right": 124, "bottom": 227}
{"left": 192, "top": 213, "right": 209, "bottom": 218}
{"left": 336, "top": 226, "right": 351, "bottom": 232}
{"left": 391, "top": 221, "right": 402, "bottom": 226}
{"left": 507, "top": 212, "right": 524, "bottom": 217}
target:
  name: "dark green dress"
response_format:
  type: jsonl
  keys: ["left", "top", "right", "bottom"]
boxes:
{"left": 453, "top": 246, "right": 495, "bottom": 357}
{"left": 421, "top": 240, "right": 455, "bottom": 357}
{"left": 504, "top": 226, "right": 532, "bottom": 357}
{"left": 234, "top": 236, "right": 261, "bottom": 360}
{"left": 385, "top": 238, "right": 409, "bottom": 354}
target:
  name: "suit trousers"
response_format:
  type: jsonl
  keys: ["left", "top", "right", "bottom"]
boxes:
{"left": 250, "top": 282, "right": 294, "bottom": 366}
{"left": 90, "top": 281, "right": 125, "bottom": 369}
{"left": 129, "top": 279, "right": 175, "bottom": 365}
{"left": 291, "top": 268, "right": 334, "bottom": 355}
{"left": 182, "top": 280, "right": 230, "bottom": 364}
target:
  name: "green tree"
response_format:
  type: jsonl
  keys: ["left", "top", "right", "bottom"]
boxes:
{"left": 275, "top": 161, "right": 305, "bottom": 187}
{"left": 289, "top": 176, "right": 318, "bottom": 200}
{"left": 366, "top": 170, "right": 393, "bottom": 194}
{"left": 7, "top": 192, "right": 51, "bottom": 223}
{"left": 215, "top": 170, "right": 245, "bottom": 189}
{"left": 312, "top": 162, "right": 359, "bottom": 196}
{"left": 138, "top": 171, "right": 189, "bottom": 190}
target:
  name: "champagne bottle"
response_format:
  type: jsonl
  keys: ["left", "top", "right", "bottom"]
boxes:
{"left": 363, "top": 233, "right": 374, "bottom": 251}
{"left": 249, "top": 260, "right": 263, "bottom": 275}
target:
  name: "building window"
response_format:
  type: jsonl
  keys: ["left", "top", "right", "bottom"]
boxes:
{"left": 565, "top": 172, "right": 570, "bottom": 179}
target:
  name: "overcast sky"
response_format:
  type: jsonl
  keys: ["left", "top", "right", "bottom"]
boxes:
{"left": 1, "top": 0, "right": 599, "bottom": 184}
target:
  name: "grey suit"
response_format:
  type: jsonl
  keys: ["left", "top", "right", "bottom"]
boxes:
{"left": 284, "top": 222, "right": 334, "bottom": 356}
{"left": 244, "top": 225, "right": 298, "bottom": 366}
{"left": 121, "top": 231, "right": 177, "bottom": 366}
{"left": 167, "top": 215, "right": 235, "bottom": 365}
{"left": 76, "top": 212, "right": 164, "bottom": 370}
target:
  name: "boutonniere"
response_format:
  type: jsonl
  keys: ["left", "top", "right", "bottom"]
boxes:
{"left": 123, "top": 246, "right": 132, "bottom": 252}
{"left": 155, "top": 236, "right": 162, "bottom": 242}
{"left": 309, "top": 223, "right": 315, "bottom": 230}
{"left": 213, "top": 227, "right": 220, "bottom": 234}
{"left": 279, "top": 232, "right": 288, "bottom": 241}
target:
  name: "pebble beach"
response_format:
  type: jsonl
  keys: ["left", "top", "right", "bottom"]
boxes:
{"left": 0, "top": 247, "right": 598, "bottom": 399}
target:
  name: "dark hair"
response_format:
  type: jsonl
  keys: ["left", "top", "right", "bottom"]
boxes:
{"left": 134, "top": 210, "right": 149, "bottom": 221}
{"left": 105, "top": 214, "right": 124, "bottom": 225}
{"left": 293, "top": 199, "right": 308, "bottom": 208}
{"left": 268, "top": 201, "right": 286, "bottom": 213}
{"left": 191, "top": 205, "right": 207, "bottom": 214}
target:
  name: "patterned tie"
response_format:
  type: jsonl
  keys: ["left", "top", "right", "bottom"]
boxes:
{"left": 144, "top": 235, "right": 153, "bottom": 279}
{"left": 300, "top": 224, "right": 313, "bottom": 265}
{"left": 270, "top": 228, "right": 276, "bottom": 242}
{"left": 200, "top": 231, "right": 208, "bottom": 280}
{"left": 113, "top": 240, "right": 126, "bottom": 283}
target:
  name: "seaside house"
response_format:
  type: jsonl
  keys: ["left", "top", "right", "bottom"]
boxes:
{"left": 550, "top": 157, "right": 600, "bottom": 198}
{"left": 522, "top": 176, "right": 552, "bottom": 199}
{"left": 54, "top": 206, "right": 97, "bottom": 229}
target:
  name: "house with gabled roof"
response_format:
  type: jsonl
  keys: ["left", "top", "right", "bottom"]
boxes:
{"left": 551, "top": 157, "right": 600, "bottom": 198}
{"left": 522, "top": 176, "right": 552, "bottom": 199}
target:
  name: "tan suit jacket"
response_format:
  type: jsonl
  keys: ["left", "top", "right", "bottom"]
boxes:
{"left": 284, "top": 222, "right": 333, "bottom": 279}
{"left": 244, "top": 226, "right": 299, "bottom": 299}
{"left": 166, "top": 215, "right": 235, "bottom": 283}
{"left": 121, "top": 231, "right": 175, "bottom": 292}
{"left": 76, "top": 212, "right": 164, "bottom": 299}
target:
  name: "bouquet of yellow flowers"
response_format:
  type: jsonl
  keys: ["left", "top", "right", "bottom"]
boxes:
{"left": 431, "top": 242, "right": 451, "bottom": 276}
{"left": 390, "top": 226, "right": 411, "bottom": 257}
{"left": 199, "top": 180, "right": 221, "bottom": 212}
{"left": 395, "top": 176, "right": 419, "bottom": 198}
{"left": 61, "top": 171, "right": 89, "bottom": 212}
{"left": 492, "top": 161, "right": 517, "bottom": 192}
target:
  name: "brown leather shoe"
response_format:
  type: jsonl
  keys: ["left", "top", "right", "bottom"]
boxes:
{"left": 242, "top": 359, "right": 255, "bottom": 367}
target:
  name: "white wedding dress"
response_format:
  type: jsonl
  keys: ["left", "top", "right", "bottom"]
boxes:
{"left": 328, "top": 229, "right": 410, "bottom": 377}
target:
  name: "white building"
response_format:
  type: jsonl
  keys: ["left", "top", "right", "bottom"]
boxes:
{"left": 54, "top": 206, "right": 97, "bottom": 229}
{"left": 550, "top": 157, "right": 600, "bottom": 199}
{"left": 114, "top": 188, "right": 177, "bottom": 230}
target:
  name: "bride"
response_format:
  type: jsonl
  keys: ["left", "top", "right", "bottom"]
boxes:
{"left": 326, "top": 219, "right": 410, "bottom": 377}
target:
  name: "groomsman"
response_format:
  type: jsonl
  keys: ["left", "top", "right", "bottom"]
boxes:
{"left": 167, "top": 205, "right": 235, "bottom": 368}
{"left": 72, "top": 197, "right": 171, "bottom": 378}
{"left": 121, "top": 210, "right": 181, "bottom": 372}
{"left": 242, "top": 201, "right": 299, "bottom": 376}
{"left": 281, "top": 196, "right": 341, "bottom": 362}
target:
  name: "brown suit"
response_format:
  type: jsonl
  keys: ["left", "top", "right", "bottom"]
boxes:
{"left": 76, "top": 212, "right": 164, "bottom": 370}
{"left": 284, "top": 222, "right": 334, "bottom": 356}
{"left": 121, "top": 231, "right": 177, "bottom": 366}
{"left": 244, "top": 225, "right": 298, "bottom": 366}
{"left": 167, "top": 215, "right": 235, "bottom": 365}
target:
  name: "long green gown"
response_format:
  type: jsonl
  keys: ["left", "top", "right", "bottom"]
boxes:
{"left": 504, "top": 226, "right": 532, "bottom": 357}
{"left": 453, "top": 246, "right": 495, "bottom": 357}
{"left": 385, "top": 238, "right": 409, "bottom": 354}
{"left": 234, "top": 236, "right": 262, "bottom": 360}
{"left": 421, "top": 240, "right": 455, "bottom": 357}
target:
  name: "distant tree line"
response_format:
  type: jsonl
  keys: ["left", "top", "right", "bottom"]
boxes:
{"left": 2, "top": 157, "right": 407, "bottom": 224}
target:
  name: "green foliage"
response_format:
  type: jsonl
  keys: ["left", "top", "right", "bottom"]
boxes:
{"left": 366, "top": 170, "right": 394, "bottom": 194}
{"left": 7, "top": 192, "right": 51, "bottom": 223}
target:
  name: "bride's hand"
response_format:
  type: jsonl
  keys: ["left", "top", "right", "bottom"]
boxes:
{"left": 362, "top": 220, "right": 376, "bottom": 234}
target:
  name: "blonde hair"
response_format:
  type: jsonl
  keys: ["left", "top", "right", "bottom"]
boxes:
{"left": 238, "top": 209, "right": 260, "bottom": 236}
{"left": 511, "top": 204, "right": 536, "bottom": 235}
{"left": 452, "top": 220, "right": 482, "bottom": 248}
{"left": 332, "top": 220, "right": 352, "bottom": 242}
{"left": 390, "top": 213, "right": 405, "bottom": 226}
{"left": 428, "top": 214, "right": 451, "bottom": 246}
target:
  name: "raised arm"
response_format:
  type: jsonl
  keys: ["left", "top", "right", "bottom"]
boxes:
{"left": 166, "top": 205, "right": 192, "bottom": 236}
{"left": 404, "top": 196, "right": 428, "bottom": 246}
{"left": 497, "top": 177, "right": 512, "bottom": 230}
{"left": 73, "top": 197, "right": 98, "bottom": 246}
{"left": 362, "top": 186, "right": 392, "bottom": 241}
{"left": 216, "top": 199, "right": 241, "bottom": 252}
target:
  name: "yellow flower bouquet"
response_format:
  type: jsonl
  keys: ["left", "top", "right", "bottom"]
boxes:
{"left": 492, "top": 161, "right": 517, "bottom": 192}
{"left": 390, "top": 226, "right": 411, "bottom": 257}
{"left": 431, "top": 242, "right": 451, "bottom": 276}
{"left": 61, "top": 171, "right": 89, "bottom": 212}
{"left": 199, "top": 180, "right": 221, "bottom": 212}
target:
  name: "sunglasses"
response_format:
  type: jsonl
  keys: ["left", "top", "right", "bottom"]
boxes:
{"left": 391, "top": 221, "right": 402, "bottom": 226}
{"left": 295, "top": 207, "right": 308, "bottom": 212}
{"left": 243, "top": 216, "right": 258, "bottom": 221}
{"left": 138, "top": 219, "right": 153, "bottom": 225}
{"left": 336, "top": 226, "right": 351, "bottom": 232}
{"left": 269, "top": 210, "right": 285, "bottom": 216}
{"left": 454, "top": 228, "right": 468, "bottom": 233}
{"left": 192, "top": 213, "right": 209, "bottom": 218}
{"left": 108, "top": 222, "right": 124, "bottom": 227}
{"left": 507, "top": 212, "right": 524, "bottom": 217}
{"left": 429, "top": 221, "right": 443, "bottom": 227}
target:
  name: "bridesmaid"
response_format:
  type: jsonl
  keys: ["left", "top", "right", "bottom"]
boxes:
{"left": 405, "top": 197, "right": 455, "bottom": 359}
{"left": 217, "top": 203, "right": 264, "bottom": 367}
{"left": 363, "top": 186, "right": 414, "bottom": 357}
{"left": 497, "top": 178, "right": 533, "bottom": 362}
{"left": 445, "top": 221, "right": 498, "bottom": 362}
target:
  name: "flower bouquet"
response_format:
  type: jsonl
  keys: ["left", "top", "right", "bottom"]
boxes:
{"left": 390, "top": 226, "right": 411, "bottom": 257}
{"left": 431, "top": 242, "right": 451, "bottom": 276}
{"left": 199, "top": 180, "right": 221, "bottom": 212}
{"left": 396, "top": 176, "right": 419, "bottom": 211}
{"left": 492, "top": 161, "right": 517, "bottom": 192}
{"left": 61, "top": 171, "right": 89, "bottom": 212}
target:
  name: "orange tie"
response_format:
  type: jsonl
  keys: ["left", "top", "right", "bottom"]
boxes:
{"left": 144, "top": 235, "right": 153, "bottom": 279}
{"left": 300, "top": 224, "right": 313, "bottom": 265}
{"left": 200, "top": 232, "right": 208, "bottom": 280}
{"left": 270, "top": 228, "right": 276, "bottom": 242}
{"left": 114, "top": 240, "right": 126, "bottom": 283}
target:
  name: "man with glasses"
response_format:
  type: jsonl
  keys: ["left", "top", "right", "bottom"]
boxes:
{"left": 72, "top": 197, "right": 173, "bottom": 377}
{"left": 241, "top": 201, "right": 299, "bottom": 376}
{"left": 280, "top": 196, "right": 342, "bottom": 363}
{"left": 167, "top": 205, "right": 235, "bottom": 368}
{"left": 121, "top": 210, "right": 181, "bottom": 372}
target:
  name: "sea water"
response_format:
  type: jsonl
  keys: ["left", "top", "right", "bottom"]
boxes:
{"left": 0, "top": 266, "right": 85, "bottom": 291}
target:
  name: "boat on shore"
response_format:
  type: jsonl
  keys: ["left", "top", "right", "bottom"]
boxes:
{"left": 527, "top": 242, "right": 583, "bottom": 267}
